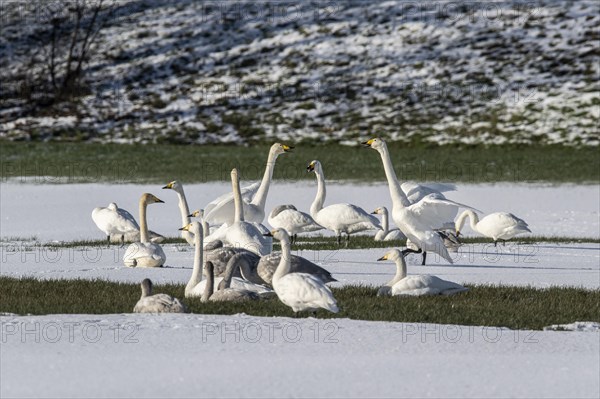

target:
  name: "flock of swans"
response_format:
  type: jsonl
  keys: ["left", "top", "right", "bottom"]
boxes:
{"left": 92, "top": 139, "right": 531, "bottom": 315}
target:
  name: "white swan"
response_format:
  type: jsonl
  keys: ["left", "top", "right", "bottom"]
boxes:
{"left": 372, "top": 206, "right": 405, "bottom": 241}
{"left": 268, "top": 204, "right": 323, "bottom": 243}
{"left": 266, "top": 228, "right": 339, "bottom": 314}
{"left": 133, "top": 279, "right": 188, "bottom": 313}
{"left": 455, "top": 210, "right": 531, "bottom": 245}
{"left": 204, "top": 143, "right": 293, "bottom": 225}
{"left": 181, "top": 221, "right": 272, "bottom": 299}
{"left": 363, "top": 138, "right": 478, "bottom": 263}
{"left": 92, "top": 203, "right": 164, "bottom": 245}
{"left": 204, "top": 168, "right": 272, "bottom": 256}
{"left": 123, "top": 194, "right": 166, "bottom": 268}
{"left": 307, "top": 160, "right": 380, "bottom": 245}
{"left": 205, "top": 259, "right": 260, "bottom": 302}
{"left": 162, "top": 180, "right": 194, "bottom": 245}
{"left": 377, "top": 249, "right": 468, "bottom": 297}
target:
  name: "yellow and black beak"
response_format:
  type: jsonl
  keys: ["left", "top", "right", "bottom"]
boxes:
{"left": 361, "top": 139, "right": 375, "bottom": 147}
{"left": 179, "top": 224, "right": 191, "bottom": 232}
{"left": 155, "top": 198, "right": 165, "bottom": 203}
{"left": 263, "top": 231, "right": 273, "bottom": 237}
{"left": 377, "top": 255, "right": 388, "bottom": 261}
{"left": 371, "top": 210, "right": 378, "bottom": 215}
{"left": 162, "top": 182, "right": 173, "bottom": 189}
{"left": 282, "top": 144, "right": 294, "bottom": 153}
{"left": 307, "top": 162, "right": 315, "bottom": 172}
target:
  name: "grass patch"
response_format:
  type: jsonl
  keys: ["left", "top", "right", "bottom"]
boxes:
{"left": 1, "top": 142, "right": 598, "bottom": 183}
{"left": 0, "top": 277, "right": 598, "bottom": 330}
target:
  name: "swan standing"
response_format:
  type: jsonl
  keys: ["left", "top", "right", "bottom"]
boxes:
{"left": 180, "top": 222, "right": 272, "bottom": 298}
{"left": 162, "top": 180, "right": 194, "bottom": 245}
{"left": 268, "top": 204, "right": 323, "bottom": 244}
{"left": 204, "top": 143, "right": 293, "bottom": 225}
{"left": 307, "top": 160, "right": 380, "bottom": 246}
{"left": 266, "top": 228, "right": 339, "bottom": 315}
{"left": 372, "top": 207, "right": 405, "bottom": 241}
{"left": 92, "top": 203, "right": 164, "bottom": 245}
{"left": 377, "top": 249, "right": 468, "bottom": 297}
{"left": 123, "top": 194, "right": 166, "bottom": 268}
{"left": 363, "top": 138, "right": 477, "bottom": 263}
{"left": 133, "top": 279, "right": 188, "bottom": 313}
{"left": 455, "top": 210, "right": 531, "bottom": 246}
{"left": 204, "top": 168, "right": 272, "bottom": 256}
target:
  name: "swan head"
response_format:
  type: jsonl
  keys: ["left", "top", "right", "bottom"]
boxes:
{"left": 361, "top": 138, "right": 386, "bottom": 151}
{"left": 306, "top": 160, "right": 322, "bottom": 174}
{"left": 180, "top": 221, "right": 202, "bottom": 236}
{"left": 187, "top": 209, "right": 204, "bottom": 218}
{"left": 271, "top": 143, "right": 294, "bottom": 156}
{"left": 142, "top": 193, "right": 164, "bottom": 205}
{"left": 263, "top": 228, "right": 290, "bottom": 242}
{"left": 140, "top": 278, "right": 153, "bottom": 297}
{"left": 371, "top": 206, "right": 387, "bottom": 215}
{"left": 377, "top": 249, "right": 402, "bottom": 262}
{"left": 107, "top": 203, "right": 118, "bottom": 211}
{"left": 162, "top": 180, "right": 182, "bottom": 191}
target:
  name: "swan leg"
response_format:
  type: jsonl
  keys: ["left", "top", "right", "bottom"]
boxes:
{"left": 494, "top": 241, "right": 498, "bottom": 247}
{"left": 421, "top": 251, "right": 427, "bottom": 266}
{"left": 106, "top": 235, "right": 110, "bottom": 246}
{"left": 120, "top": 234, "right": 125, "bottom": 248}
{"left": 292, "top": 234, "right": 298, "bottom": 245}
{"left": 345, "top": 234, "right": 350, "bottom": 248}
{"left": 337, "top": 234, "right": 342, "bottom": 246}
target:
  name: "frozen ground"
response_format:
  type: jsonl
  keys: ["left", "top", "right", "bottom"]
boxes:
{"left": 1, "top": 182, "right": 599, "bottom": 398}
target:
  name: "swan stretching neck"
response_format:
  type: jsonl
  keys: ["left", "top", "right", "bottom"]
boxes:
{"left": 163, "top": 180, "right": 193, "bottom": 245}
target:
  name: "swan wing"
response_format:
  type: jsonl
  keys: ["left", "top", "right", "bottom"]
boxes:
{"left": 316, "top": 204, "right": 380, "bottom": 232}
{"left": 276, "top": 273, "right": 339, "bottom": 313}
{"left": 204, "top": 182, "right": 260, "bottom": 223}
{"left": 392, "top": 275, "right": 467, "bottom": 296}
{"left": 407, "top": 194, "right": 480, "bottom": 230}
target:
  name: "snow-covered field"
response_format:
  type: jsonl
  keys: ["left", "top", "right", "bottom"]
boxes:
{"left": 1, "top": 181, "right": 599, "bottom": 398}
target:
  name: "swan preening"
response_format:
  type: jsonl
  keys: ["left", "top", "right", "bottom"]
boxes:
{"left": 133, "top": 279, "right": 188, "bottom": 313}
{"left": 377, "top": 249, "right": 468, "bottom": 297}
{"left": 123, "top": 194, "right": 167, "bottom": 268}
{"left": 455, "top": 210, "right": 531, "bottom": 245}
{"left": 204, "top": 143, "right": 293, "bottom": 225}
{"left": 268, "top": 204, "right": 323, "bottom": 243}
{"left": 204, "top": 168, "right": 272, "bottom": 256}
{"left": 372, "top": 207, "right": 405, "bottom": 241}
{"left": 92, "top": 203, "right": 164, "bottom": 245}
{"left": 363, "top": 138, "right": 479, "bottom": 263}
{"left": 307, "top": 160, "right": 380, "bottom": 246}
{"left": 266, "top": 228, "right": 339, "bottom": 314}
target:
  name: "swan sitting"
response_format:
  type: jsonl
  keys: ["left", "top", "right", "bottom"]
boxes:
{"left": 180, "top": 222, "right": 272, "bottom": 299}
{"left": 307, "top": 160, "right": 380, "bottom": 246}
{"left": 133, "top": 279, "right": 188, "bottom": 313}
{"left": 204, "top": 168, "right": 272, "bottom": 256}
{"left": 266, "top": 228, "right": 339, "bottom": 315}
{"left": 268, "top": 204, "right": 323, "bottom": 244}
{"left": 123, "top": 194, "right": 166, "bottom": 268}
{"left": 377, "top": 249, "right": 468, "bottom": 297}
{"left": 202, "top": 261, "right": 260, "bottom": 302}
{"left": 455, "top": 210, "right": 531, "bottom": 246}
{"left": 92, "top": 203, "right": 164, "bottom": 245}
{"left": 372, "top": 207, "right": 405, "bottom": 241}
{"left": 204, "top": 143, "right": 293, "bottom": 225}
{"left": 162, "top": 180, "right": 194, "bottom": 245}
{"left": 363, "top": 138, "right": 479, "bottom": 263}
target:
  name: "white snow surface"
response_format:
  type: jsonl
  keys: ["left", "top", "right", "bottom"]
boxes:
{"left": 1, "top": 182, "right": 599, "bottom": 398}
{"left": 1, "top": 313, "right": 599, "bottom": 399}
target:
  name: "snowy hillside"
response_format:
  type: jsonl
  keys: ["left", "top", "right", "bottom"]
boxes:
{"left": 1, "top": 0, "right": 599, "bottom": 145}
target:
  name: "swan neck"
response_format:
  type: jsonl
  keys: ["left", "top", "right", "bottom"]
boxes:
{"left": 379, "top": 145, "right": 410, "bottom": 207}
{"left": 390, "top": 257, "right": 407, "bottom": 285}
{"left": 310, "top": 168, "right": 326, "bottom": 217}
{"left": 381, "top": 211, "right": 389, "bottom": 233}
{"left": 251, "top": 151, "right": 277, "bottom": 210}
{"left": 186, "top": 227, "right": 204, "bottom": 293}
{"left": 223, "top": 256, "right": 239, "bottom": 289}
{"left": 232, "top": 172, "right": 244, "bottom": 222}
{"left": 176, "top": 188, "right": 191, "bottom": 229}
{"left": 273, "top": 237, "right": 293, "bottom": 283}
{"left": 457, "top": 210, "right": 479, "bottom": 232}
{"left": 139, "top": 198, "right": 149, "bottom": 243}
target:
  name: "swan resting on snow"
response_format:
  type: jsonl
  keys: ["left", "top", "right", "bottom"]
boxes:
{"left": 268, "top": 204, "right": 323, "bottom": 244}
{"left": 92, "top": 203, "right": 164, "bottom": 245}
{"left": 123, "top": 193, "right": 167, "bottom": 268}
{"left": 133, "top": 279, "right": 188, "bottom": 313}
{"left": 202, "top": 261, "right": 261, "bottom": 302}
{"left": 377, "top": 249, "right": 468, "bottom": 297}
{"left": 265, "top": 228, "right": 339, "bottom": 315}
{"left": 372, "top": 206, "right": 405, "bottom": 241}
{"left": 455, "top": 210, "right": 531, "bottom": 246}
{"left": 307, "top": 160, "right": 380, "bottom": 246}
